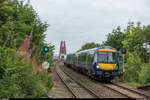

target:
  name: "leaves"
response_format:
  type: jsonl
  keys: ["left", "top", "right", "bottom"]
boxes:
{"left": 103, "top": 26, "right": 125, "bottom": 51}
{"left": 0, "top": 0, "right": 54, "bottom": 98}
{"left": 79, "top": 42, "right": 101, "bottom": 51}
{"left": 0, "top": 47, "right": 53, "bottom": 98}
{"left": 0, "top": 0, "right": 48, "bottom": 51}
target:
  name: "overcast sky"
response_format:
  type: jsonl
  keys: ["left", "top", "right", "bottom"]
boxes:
{"left": 30, "top": 0, "right": 150, "bottom": 55}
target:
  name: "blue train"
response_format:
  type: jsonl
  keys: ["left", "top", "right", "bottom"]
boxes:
{"left": 64, "top": 46, "right": 119, "bottom": 81}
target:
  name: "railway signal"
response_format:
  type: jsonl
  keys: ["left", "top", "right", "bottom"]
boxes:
{"left": 121, "top": 48, "right": 126, "bottom": 54}
{"left": 121, "top": 48, "right": 126, "bottom": 81}
{"left": 43, "top": 46, "right": 49, "bottom": 53}
{"left": 43, "top": 46, "right": 49, "bottom": 60}
{"left": 42, "top": 46, "right": 50, "bottom": 72}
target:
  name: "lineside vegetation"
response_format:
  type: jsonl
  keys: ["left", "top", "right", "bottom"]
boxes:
{"left": 0, "top": 0, "right": 54, "bottom": 98}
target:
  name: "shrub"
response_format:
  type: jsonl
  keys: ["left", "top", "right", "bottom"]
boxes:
{"left": 0, "top": 47, "right": 53, "bottom": 98}
{"left": 138, "top": 63, "right": 150, "bottom": 84}
{"left": 35, "top": 71, "right": 53, "bottom": 97}
{"left": 124, "top": 52, "right": 142, "bottom": 82}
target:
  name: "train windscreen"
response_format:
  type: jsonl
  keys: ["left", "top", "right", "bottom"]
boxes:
{"left": 98, "top": 52, "right": 117, "bottom": 64}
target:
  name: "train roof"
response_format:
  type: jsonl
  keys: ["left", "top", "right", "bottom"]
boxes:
{"left": 75, "top": 47, "right": 97, "bottom": 55}
{"left": 66, "top": 46, "right": 117, "bottom": 56}
{"left": 98, "top": 46, "right": 116, "bottom": 50}
{"left": 76, "top": 46, "right": 116, "bottom": 54}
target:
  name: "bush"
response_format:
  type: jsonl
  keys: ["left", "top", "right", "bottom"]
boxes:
{"left": 0, "top": 47, "right": 53, "bottom": 98}
{"left": 123, "top": 51, "right": 150, "bottom": 85}
{"left": 124, "top": 52, "right": 142, "bottom": 82}
{"left": 138, "top": 63, "right": 150, "bottom": 84}
{"left": 35, "top": 71, "right": 53, "bottom": 97}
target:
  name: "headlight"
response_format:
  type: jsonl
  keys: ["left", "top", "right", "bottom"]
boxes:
{"left": 114, "top": 66, "right": 118, "bottom": 70}
{"left": 96, "top": 65, "right": 100, "bottom": 69}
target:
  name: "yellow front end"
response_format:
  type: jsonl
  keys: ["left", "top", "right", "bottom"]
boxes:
{"left": 98, "top": 63, "right": 116, "bottom": 70}
{"left": 98, "top": 48, "right": 117, "bottom": 70}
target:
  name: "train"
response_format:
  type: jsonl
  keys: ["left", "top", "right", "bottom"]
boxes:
{"left": 64, "top": 46, "right": 119, "bottom": 81}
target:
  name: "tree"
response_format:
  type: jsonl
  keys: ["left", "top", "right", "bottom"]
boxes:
{"left": 79, "top": 42, "right": 101, "bottom": 51}
{"left": 0, "top": 0, "right": 13, "bottom": 27}
{"left": 0, "top": 0, "right": 51, "bottom": 63}
{"left": 122, "top": 21, "right": 150, "bottom": 62}
{"left": 103, "top": 26, "right": 125, "bottom": 51}
{"left": 0, "top": 0, "right": 54, "bottom": 97}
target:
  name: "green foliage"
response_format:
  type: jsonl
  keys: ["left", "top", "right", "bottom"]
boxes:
{"left": 124, "top": 52, "right": 142, "bottom": 82}
{"left": 0, "top": 0, "right": 48, "bottom": 58}
{"left": 103, "top": 26, "right": 125, "bottom": 51}
{"left": 0, "top": 47, "right": 53, "bottom": 98}
{"left": 122, "top": 21, "right": 150, "bottom": 62}
{"left": 0, "top": 0, "right": 54, "bottom": 69}
{"left": 122, "top": 22, "right": 143, "bottom": 52}
{"left": 47, "top": 45, "right": 54, "bottom": 73}
{"left": 0, "top": 0, "right": 13, "bottom": 26}
{"left": 79, "top": 42, "right": 100, "bottom": 51}
{"left": 0, "top": 0, "right": 54, "bottom": 98}
{"left": 123, "top": 52, "right": 150, "bottom": 85}
{"left": 138, "top": 63, "right": 150, "bottom": 84}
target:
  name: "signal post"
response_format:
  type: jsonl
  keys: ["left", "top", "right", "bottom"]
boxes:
{"left": 42, "top": 46, "right": 49, "bottom": 72}
{"left": 121, "top": 48, "right": 126, "bottom": 81}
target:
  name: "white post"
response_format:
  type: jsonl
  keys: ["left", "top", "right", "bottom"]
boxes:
{"left": 122, "top": 54, "right": 125, "bottom": 81}
{"left": 44, "top": 53, "right": 47, "bottom": 61}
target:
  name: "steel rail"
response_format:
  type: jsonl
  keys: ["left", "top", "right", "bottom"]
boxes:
{"left": 55, "top": 67, "right": 76, "bottom": 98}
{"left": 62, "top": 62, "right": 150, "bottom": 98}
{"left": 60, "top": 66, "right": 101, "bottom": 98}
{"left": 111, "top": 82, "right": 150, "bottom": 98}
{"left": 55, "top": 64, "right": 97, "bottom": 98}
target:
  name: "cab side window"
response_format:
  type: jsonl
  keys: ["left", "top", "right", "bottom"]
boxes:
{"left": 93, "top": 53, "right": 97, "bottom": 64}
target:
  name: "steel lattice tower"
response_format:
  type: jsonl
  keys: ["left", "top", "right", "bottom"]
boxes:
{"left": 59, "top": 41, "right": 66, "bottom": 60}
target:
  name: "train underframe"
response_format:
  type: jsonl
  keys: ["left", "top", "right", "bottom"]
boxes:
{"left": 64, "top": 62, "right": 118, "bottom": 82}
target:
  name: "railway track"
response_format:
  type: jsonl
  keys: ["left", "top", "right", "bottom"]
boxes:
{"left": 137, "top": 85, "right": 150, "bottom": 90}
{"left": 137, "top": 85, "right": 150, "bottom": 94}
{"left": 60, "top": 64, "right": 127, "bottom": 98}
{"left": 55, "top": 64, "right": 97, "bottom": 98}
{"left": 108, "top": 82, "right": 150, "bottom": 98}
{"left": 59, "top": 62, "right": 150, "bottom": 98}
{"left": 101, "top": 82, "right": 150, "bottom": 98}
{"left": 57, "top": 66, "right": 103, "bottom": 98}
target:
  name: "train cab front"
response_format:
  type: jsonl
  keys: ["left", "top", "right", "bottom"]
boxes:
{"left": 95, "top": 48, "right": 119, "bottom": 80}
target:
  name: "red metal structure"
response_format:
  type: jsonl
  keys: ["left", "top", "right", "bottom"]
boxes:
{"left": 59, "top": 41, "right": 66, "bottom": 60}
